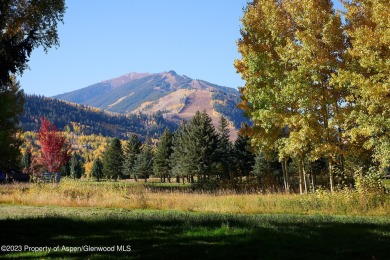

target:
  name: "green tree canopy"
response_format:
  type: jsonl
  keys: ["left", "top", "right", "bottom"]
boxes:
{"left": 153, "top": 128, "right": 173, "bottom": 182}
{"left": 102, "top": 138, "right": 124, "bottom": 180}
{"left": 123, "top": 134, "right": 142, "bottom": 180}
{"left": 90, "top": 157, "right": 103, "bottom": 182}
{"left": 171, "top": 111, "right": 219, "bottom": 181}
{"left": 133, "top": 136, "right": 154, "bottom": 182}
{"left": 0, "top": 78, "right": 24, "bottom": 171}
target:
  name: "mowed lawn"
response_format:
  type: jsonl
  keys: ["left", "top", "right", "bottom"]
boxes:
{"left": 0, "top": 204, "right": 389, "bottom": 259}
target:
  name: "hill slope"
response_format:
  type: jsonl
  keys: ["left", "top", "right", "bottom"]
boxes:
{"left": 20, "top": 95, "right": 176, "bottom": 139}
{"left": 55, "top": 71, "right": 249, "bottom": 137}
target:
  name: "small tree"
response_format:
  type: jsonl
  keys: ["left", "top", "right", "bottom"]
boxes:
{"left": 37, "top": 117, "right": 71, "bottom": 173}
{"left": 234, "top": 125, "right": 255, "bottom": 182}
{"left": 215, "top": 115, "right": 233, "bottom": 180}
{"left": 102, "top": 138, "right": 123, "bottom": 180}
{"left": 123, "top": 134, "right": 142, "bottom": 181}
{"left": 133, "top": 136, "right": 154, "bottom": 182}
{"left": 21, "top": 149, "right": 32, "bottom": 174}
{"left": 90, "top": 157, "right": 103, "bottom": 182}
{"left": 153, "top": 128, "right": 173, "bottom": 182}
{"left": 253, "top": 153, "right": 283, "bottom": 192}
{"left": 70, "top": 152, "right": 83, "bottom": 179}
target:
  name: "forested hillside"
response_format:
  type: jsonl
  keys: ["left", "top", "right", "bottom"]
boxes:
{"left": 20, "top": 95, "right": 177, "bottom": 139}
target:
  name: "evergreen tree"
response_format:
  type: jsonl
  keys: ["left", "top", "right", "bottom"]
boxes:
{"left": 234, "top": 125, "right": 255, "bottom": 182}
{"left": 90, "top": 157, "right": 103, "bottom": 182}
{"left": 215, "top": 115, "right": 233, "bottom": 179}
{"left": 153, "top": 128, "right": 173, "bottom": 182}
{"left": 60, "top": 161, "right": 70, "bottom": 177}
{"left": 133, "top": 136, "right": 154, "bottom": 182}
{"left": 102, "top": 138, "right": 124, "bottom": 180}
{"left": 0, "top": 78, "right": 24, "bottom": 172}
{"left": 171, "top": 111, "right": 218, "bottom": 182}
{"left": 21, "top": 149, "right": 32, "bottom": 174}
{"left": 170, "top": 120, "right": 188, "bottom": 183}
{"left": 123, "top": 134, "right": 142, "bottom": 181}
{"left": 70, "top": 153, "right": 83, "bottom": 179}
{"left": 253, "top": 153, "right": 282, "bottom": 191}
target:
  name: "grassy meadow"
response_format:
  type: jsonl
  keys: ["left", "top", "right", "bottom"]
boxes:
{"left": 0, "top": 179, "right": 389, "bottom": 259}
{"left": 1, "top": 205, "right": 390, "bottom": 259}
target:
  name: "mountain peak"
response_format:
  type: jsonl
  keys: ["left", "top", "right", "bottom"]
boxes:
{"left": 167, "top": 70, "right": 177, "bottom": 76}
{"left": 107, "top": 72, "right": 151, "bottom": 88}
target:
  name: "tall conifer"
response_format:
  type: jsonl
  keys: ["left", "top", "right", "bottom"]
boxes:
{"left": 123, "top": 134, "right": 142, "bottom": 181}
{"left": 133, "top": 136, "right": 154, "bottom": 182}
{"left": 102, "top": 138, "right": 123, "bottom": 180}
{"left": 153, "top": 128, "right": 173, "bottom": 182}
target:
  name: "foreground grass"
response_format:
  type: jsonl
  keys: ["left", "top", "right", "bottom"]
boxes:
{"left": 0, "top": 179, "right": 389, "bottom": 216}
{"left": 0, "top": 204, "right": 389, "bottom": 259}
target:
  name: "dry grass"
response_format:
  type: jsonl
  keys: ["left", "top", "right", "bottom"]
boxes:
{"left": 0, "top": 179, "right": 389, "bottom": 216}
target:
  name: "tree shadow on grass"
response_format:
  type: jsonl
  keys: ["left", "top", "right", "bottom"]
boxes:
{"left": 0, "top": 213, "right": 389, "bottom": 259}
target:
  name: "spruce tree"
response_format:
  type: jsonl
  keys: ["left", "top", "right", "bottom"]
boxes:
{"left": 170, "top": 121, "right": 188, "bottom": 183}
{"left": 21, "top": 149, "right": 32, "bottom": 174}
{"left": 102, "top": 138, "right": 124, "bottom": 180}
{"left": 215, "top": 115, "right": 233, "bottom": 180}
{"left": 0, "top": 78, "right": 24, "bottom": 172}
{"left": 171, "top": 111, "right": 218, "bottom": 182}
{"left": 253, "top": 153, "right": 283, "bottom": 191}
{"left": 70, "top": 153, "right": 83, "bottom": 179}
{"left": 234, "top": 126, "right": 255, "bottom": 182}
{"left": 133, "top": 136, "right": 154, "bottom": 182}
{"left": 123, "top": 134, "right": 142, "bottom": 181}
{"left": 153, "top": 128, "right": 173, "bottom": 182}
{"left": 90, "top": 157, "right": 103, "bottom": 182}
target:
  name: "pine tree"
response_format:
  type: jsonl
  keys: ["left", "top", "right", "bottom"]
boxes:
{"left": 234, "top": 125, "right": 255, "bottom": 182}
{"left": 153, "top": 128, "right": 173, "bottom": 182}
{"left": 123, "top": 134, "right": 142, "bottom": 181}
{"left": 170, "top": 121, "right": 188, "bottom": 183}
{"left": 171, "top": 111, "right": 219, "bottom": 182}
{"left": 215, "top": 115, "right": 233, "bottom": 179}
{"left": 0, "top": 78, "right": 24, "bottom": 172}
{"left": 70, "top": 153, "right": 83, "bottom": 179}
{"left": 21, "top": 149, "right": 32, "bottom": 174}
{"left": 102, "top": 138, "right": 124, "bottom": 181}
{"left": 133, "top": 136, "right": 154, "bottom": 182}
{"left": 90, "top": 157, "right": 103, "bottom": 182}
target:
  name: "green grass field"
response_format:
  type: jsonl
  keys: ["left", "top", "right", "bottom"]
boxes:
{"left": 1, "top": 204, "right": 389, "bottom": 259}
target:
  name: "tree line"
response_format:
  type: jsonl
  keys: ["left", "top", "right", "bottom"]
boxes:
{"left": 88, "top": 111, "right": 257, "bottom": 187}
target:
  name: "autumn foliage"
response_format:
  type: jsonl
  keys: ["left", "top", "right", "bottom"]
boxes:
{"left": 38, "top": 117, "right": 71, "bottom": 173}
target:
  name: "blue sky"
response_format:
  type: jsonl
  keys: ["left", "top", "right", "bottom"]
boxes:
{"left": 18, "top": 0, "right": 343, "bottom": 97}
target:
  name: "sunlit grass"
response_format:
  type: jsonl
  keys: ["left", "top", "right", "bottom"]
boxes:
{"left": 0, "top": 179, "right": 388, "bottom": 216}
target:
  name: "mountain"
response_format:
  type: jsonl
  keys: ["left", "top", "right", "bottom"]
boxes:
{"left": 20, "top": 95, "right": 176, "bottom": 139}
{"left": 55, "top": 71, "right": 249, "bottom": 138}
